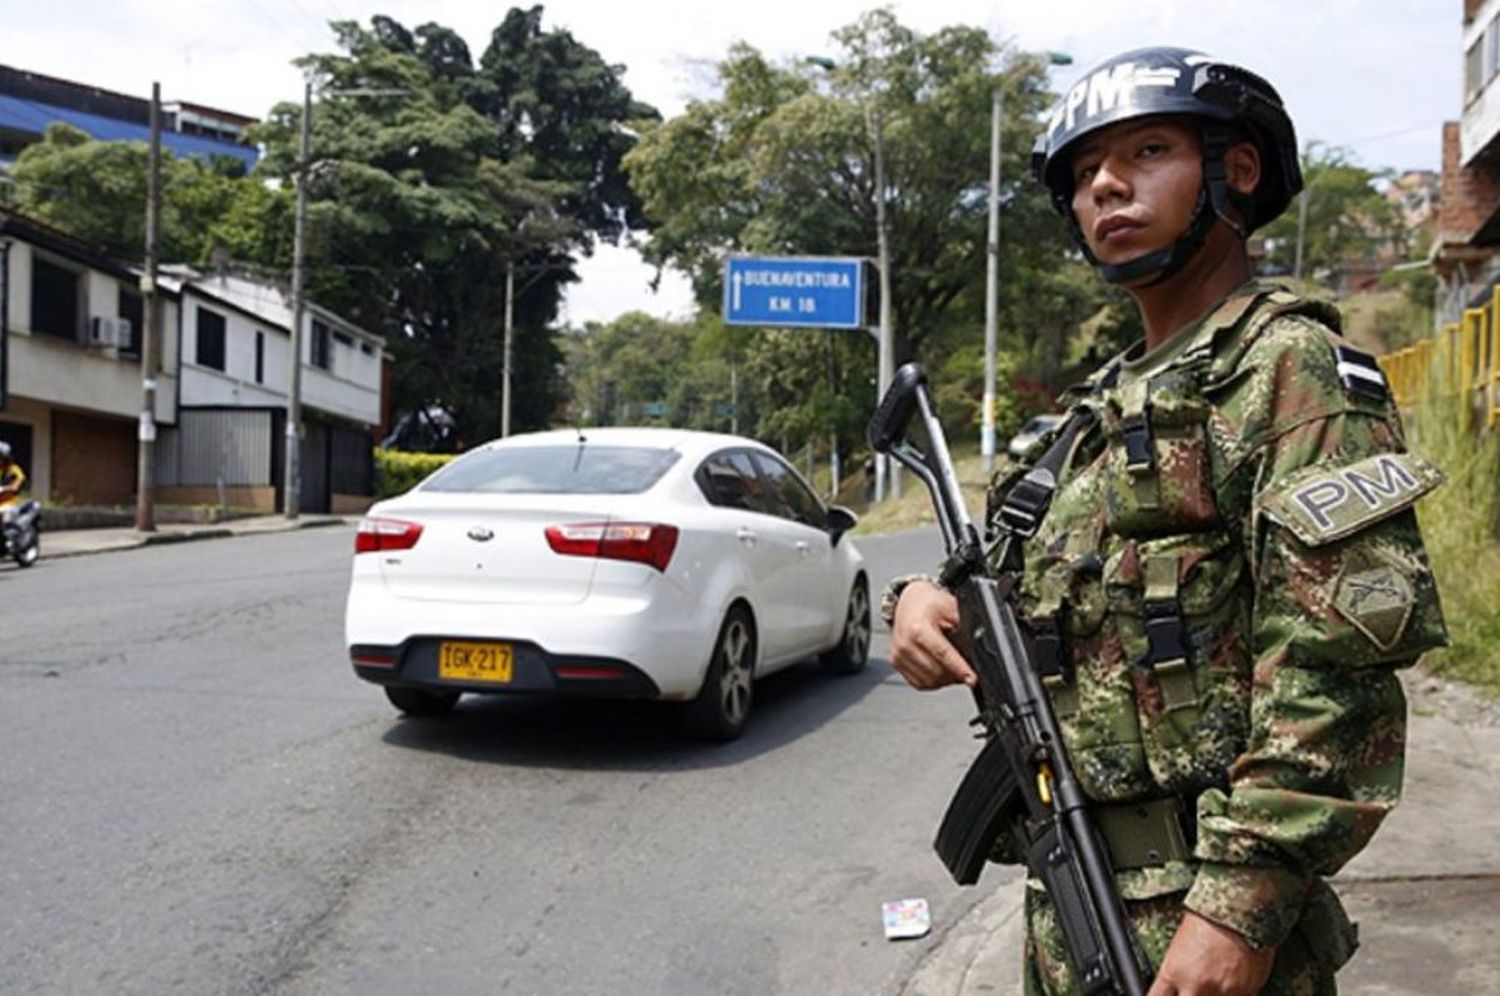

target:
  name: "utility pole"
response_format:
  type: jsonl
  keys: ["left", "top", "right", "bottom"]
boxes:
{"left": 134, "top": 83, "right": 162, "bottom": 532}
{"left": 501, "top": 261, "right": 515, "bottom": 437}
{"left": 983, "top": 53, "right": 1071, "bottom": 473}
{"left": 284, "top": 79, "right": 311, "bottom": 519}
{"left": 1293, "top": 185, "right": 1310, "bottom": 284}
{"left": 871, "top": 103, "right": 896, "bottom": 502}
{"left": 981, "top": 85, "right": 1003, "bottom": 473}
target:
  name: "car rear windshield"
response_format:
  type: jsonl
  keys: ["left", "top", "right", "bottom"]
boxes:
{"left": 420, "top": 445, "right": 681, "bottom": 495}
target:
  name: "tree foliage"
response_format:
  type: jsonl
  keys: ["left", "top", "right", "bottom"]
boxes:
{"left": 623, "top": 10, "right": 1110, "bottom": 461}
{"left": 1261, "top": 143, "right": 1400, "bottom": 280}
{"left": 248, "top": 10, "right": 658, "bottom": 443}
{"left": 8, "top": 122, "right": 289, "bottom": 267}
{"left": 9, "top": 9, "right": 658, "bottom": 448}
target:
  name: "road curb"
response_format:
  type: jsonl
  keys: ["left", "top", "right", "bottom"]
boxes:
{"left": 139, "top": 528, "right": 235, "bottom": 545}
{"left": 37, "top": 516, "right": 348, "bottom": 561}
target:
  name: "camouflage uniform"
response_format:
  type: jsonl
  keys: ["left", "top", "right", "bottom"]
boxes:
{"left": 886, "top": 284, "right": 1447, "bottom": 994}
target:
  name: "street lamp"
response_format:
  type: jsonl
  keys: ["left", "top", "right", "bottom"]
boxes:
{"left": 981, "top": 50, "right": 1072, "bottom": 473}
{"left": 806, "top": 55, "right": 896, "bottom": 502}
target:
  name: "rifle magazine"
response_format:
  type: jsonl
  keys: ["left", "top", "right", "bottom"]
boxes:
{"left": 933, "top": 735, "right": 1021, "bottom": 885}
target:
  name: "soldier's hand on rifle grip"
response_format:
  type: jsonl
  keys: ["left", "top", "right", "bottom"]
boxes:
{"left": 890, "top": 581, "right": 977, "bottom": 690}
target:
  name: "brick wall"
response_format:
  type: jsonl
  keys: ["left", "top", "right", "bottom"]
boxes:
{"left": 51, "top": 409, "right": 136, "bottom": 505}
{"left": 1438, "top": 121, "right": 1500, "bottom": 244}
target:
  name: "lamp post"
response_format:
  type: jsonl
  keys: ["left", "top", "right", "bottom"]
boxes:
{"left": 982, "top": 51, "right": 1072, "bottom": 473}
{"left": 807, "top": 55, "right": 895, "bottom": 502}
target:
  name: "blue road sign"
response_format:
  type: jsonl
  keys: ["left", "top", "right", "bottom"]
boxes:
{"left": 723, "top": 256, "right": 866, "bottom": 329}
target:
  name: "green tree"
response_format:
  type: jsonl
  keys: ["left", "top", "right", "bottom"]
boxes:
{"left": 1262, "top": 143, "right": 1400, "bottom": 281}
{"left": 623, "top": 9, "right": 1107, "bottom": 458}
{"left": 8, "top": 122, "right": 288, "bottom": 267}
{"left": 249, "top": 11, "right": 659, "bottom": 443}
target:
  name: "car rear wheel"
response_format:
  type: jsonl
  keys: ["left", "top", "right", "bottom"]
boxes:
{"left": 684, "top": 606, "right": 755, "bottom": 742}
{"left": 820, "top": 577, "right": 871, "bottom": 675}
{"left": 384, "top": 686, "right": 461, "bottom": 717}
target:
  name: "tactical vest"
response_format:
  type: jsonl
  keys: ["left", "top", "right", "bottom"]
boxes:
{"left": 999, "top": 289, "right": 1350, "bottom": 879}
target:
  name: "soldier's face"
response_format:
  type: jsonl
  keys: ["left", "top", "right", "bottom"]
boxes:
{"left": 1067, "top": 116, "right": 1204, "bottom": 268}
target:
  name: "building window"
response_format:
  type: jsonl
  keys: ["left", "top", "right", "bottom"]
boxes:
{"left": 1488, "top": 17, "right": 1500, "bottom": 86}
{"left": 1469, "top": 36, "right": 1485, "bottom": 104}
{"left": 255, "top": 331, "right": 265, "bottom": 384}
{"left": 196, "top": 306, "right": 226, "bottom": 371}
{"left": 311, "top": 318, "right": 332, "bottom": 371}
{"left": 118, "top": 287, "right": 143, "bottom": 357}
{"left": 30, "top": 255, "right": 81, "bottom": 341}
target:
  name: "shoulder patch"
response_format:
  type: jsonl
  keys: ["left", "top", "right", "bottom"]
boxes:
{"left": 1333, "top": 345, "right": 1390, "bottom": 403}
{"left": 1258, "top": 452, "right": 1444, "bottom": 547}
{"left": 1332, "top": 546, "right": 1416, "bottom": 651}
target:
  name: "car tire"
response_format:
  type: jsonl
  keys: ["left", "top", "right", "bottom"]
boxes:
{"left": 384, "top": 686, "right": 460, "bottom": 717}
{"left": 684, "top": 605, "right": 756, "bottom": 742}
{"left": 820, "top": 576, "right": 871, "bottom": 675}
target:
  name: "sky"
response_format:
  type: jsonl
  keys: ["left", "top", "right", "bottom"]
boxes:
{"left": 5, "top": 0, "right": 1461, "bottom": 325}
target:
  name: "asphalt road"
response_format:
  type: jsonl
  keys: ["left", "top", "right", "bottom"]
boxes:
{"left": 0, "top": 525, "right": 1019, "bottom": 995}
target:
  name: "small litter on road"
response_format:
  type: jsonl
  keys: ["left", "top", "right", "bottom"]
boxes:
{"left": 882, "top": 897, "right": 931, "bottom": 940}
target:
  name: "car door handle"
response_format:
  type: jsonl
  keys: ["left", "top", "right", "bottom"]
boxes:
{"left": 737, "top": 527, "right": 757, "bottom": 547}
{"left": 795, "top": 540, "right": 811, "bottom": 556}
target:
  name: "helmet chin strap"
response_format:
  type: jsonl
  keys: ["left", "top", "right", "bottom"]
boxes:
{"left": 1068, "top": 123, "right": 1243, "bottom": 288}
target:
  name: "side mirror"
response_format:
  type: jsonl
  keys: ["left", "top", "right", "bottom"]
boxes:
{"left": 826, "top": 505, "right": 858, "bottom": 545}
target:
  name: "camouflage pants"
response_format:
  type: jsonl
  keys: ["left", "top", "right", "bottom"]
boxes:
{"left": 1021, "top": 886, "right": 1342, "bottom": 996}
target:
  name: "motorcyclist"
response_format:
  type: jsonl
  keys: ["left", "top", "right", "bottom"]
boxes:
{"left": 0, "top": 441, "right": 25, "bottom": 521}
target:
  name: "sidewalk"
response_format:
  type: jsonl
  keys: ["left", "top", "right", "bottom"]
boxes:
{"left": 905, "top": 671, "right": 1500, "bottom": 995}
{"left": 38, "top": 513, "right": 348, "bottom": 559}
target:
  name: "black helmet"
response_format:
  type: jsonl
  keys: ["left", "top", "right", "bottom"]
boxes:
{"left": 1031, "top": 47, "right": 1302, "bottom": 285}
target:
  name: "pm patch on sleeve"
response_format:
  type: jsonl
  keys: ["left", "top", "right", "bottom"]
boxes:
{"left": 1258, "top": 452, "right": 1444, "bottom": 547}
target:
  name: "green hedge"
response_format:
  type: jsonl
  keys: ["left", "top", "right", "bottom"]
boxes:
{"left": 374, "top": 448, "right": 458, "bottom": 499}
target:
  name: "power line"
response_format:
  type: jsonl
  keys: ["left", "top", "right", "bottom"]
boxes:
{"left": 1324, "top": 121, "right": 1441, "bottom": 150}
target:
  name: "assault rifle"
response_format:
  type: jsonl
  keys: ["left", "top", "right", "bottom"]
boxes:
{"left": 868, "top": 363, "right": 1151, "bottom": 996}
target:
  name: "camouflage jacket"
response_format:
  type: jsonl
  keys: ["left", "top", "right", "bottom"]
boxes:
{"left": 906, "top": 285, "right": 1448, "bottom": 951}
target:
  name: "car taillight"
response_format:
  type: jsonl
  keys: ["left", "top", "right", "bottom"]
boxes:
{"left": 544, "top": 522, "right": 679, "bottom": 572}
{"left": 355, "top": 517, "right": 424, "bottom": 554}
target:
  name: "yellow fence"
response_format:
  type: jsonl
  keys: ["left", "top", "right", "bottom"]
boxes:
{"left": 1379, "top": 286, "right": 1500, "bottom": 431}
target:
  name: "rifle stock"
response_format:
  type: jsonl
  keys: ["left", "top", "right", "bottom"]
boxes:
{"left": 870, "top": 363, "right": 1151, "bottom": 996}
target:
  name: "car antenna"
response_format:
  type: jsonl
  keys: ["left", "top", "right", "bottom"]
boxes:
{"left": 572, "top": 424, "right": 587, "bottom": 472}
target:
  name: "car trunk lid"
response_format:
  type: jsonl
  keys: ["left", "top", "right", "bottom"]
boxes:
{"left": 377, "top": 494, "right": 617, "bottom": 606}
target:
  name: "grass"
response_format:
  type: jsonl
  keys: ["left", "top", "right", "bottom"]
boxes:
{"left": 844, "top": 438, "right": 994, "bottom": 536}
{"left": 1405, "top": 398, "right": 1500, "bottom": 695}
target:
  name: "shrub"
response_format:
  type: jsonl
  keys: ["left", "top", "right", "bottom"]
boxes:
{"left": 374, "top": 448, "right": 458, "bottom": 499}
{"left": 1406, "top": 396, "right": 1500, "bottom": 694}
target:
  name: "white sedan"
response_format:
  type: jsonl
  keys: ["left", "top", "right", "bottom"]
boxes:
{"left": 345, "top": 427, "right": 871, "bottom": 740}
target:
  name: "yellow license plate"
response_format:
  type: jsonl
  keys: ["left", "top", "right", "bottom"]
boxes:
{"left": 438, "top": 641, "right": 514, "bottom": 683}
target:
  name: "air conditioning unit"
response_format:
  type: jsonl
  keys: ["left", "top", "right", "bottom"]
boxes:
{"left": 87, "top": 316, "right": 131, "bottom": 348}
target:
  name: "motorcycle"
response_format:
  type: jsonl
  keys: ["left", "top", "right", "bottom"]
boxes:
{"left": 1, "top": 499, "right": 40, "bottom": 568}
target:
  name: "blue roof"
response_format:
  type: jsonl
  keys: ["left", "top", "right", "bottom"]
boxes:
{"left": 0, "top": 93, "right": 258, "bottom": 170}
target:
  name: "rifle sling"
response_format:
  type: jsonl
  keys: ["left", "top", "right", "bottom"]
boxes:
{"left": 998, "top": 406, "right": 1097, "bottom": 539}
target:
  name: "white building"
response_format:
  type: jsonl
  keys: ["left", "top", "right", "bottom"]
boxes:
{"left": 0, "top": 207, "right": 388, "bottom": 513}
{"left": 0, "top": 209, "right": 180, "bottom": 505}
{"left": 160, "top": 271, "right": 388, "bottom": 514}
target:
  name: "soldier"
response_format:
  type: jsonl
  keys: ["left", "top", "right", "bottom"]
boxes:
{"left": 884, "top": 48, "right": 1448, "bottom": 995}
